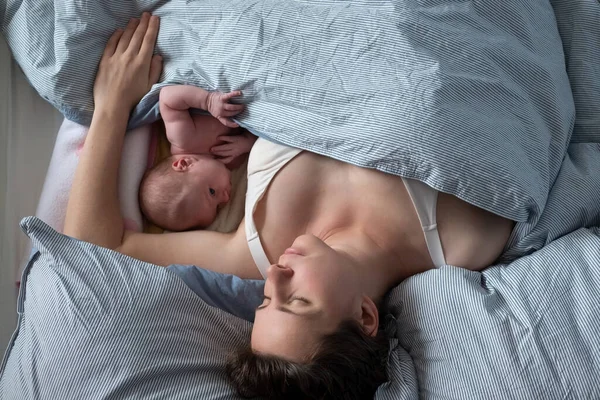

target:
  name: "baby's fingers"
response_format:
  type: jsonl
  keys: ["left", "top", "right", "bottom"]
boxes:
{"left": 222, "top": 110, "right": 243, "bottom": 117}
{"left": 217, "top": 136, "right": 236, "bottom": 143}
{"left": 223, "top": 90, "right": 242, "bottom": 100}
{"left": 224, "top": 103, "right": 245, "bottom": 112}
{"left": 211, "top": 144, "right": 234, "bottom": 156}
{"left": 220, "top": 155, "right": 235, "bottom": 164}
{"left": 218, "top": 116, "right": 239, "bottom": 128}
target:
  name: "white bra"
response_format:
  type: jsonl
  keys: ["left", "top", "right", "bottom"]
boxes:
{"left": 245, "top": 138, "right": 446, "bottom": 278}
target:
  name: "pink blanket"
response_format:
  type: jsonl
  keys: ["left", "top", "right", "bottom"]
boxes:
{"left": 36, "top": 119, "right": 152, "bottom": 234}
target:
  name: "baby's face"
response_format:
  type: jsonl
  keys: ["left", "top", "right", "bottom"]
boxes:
{"left": 175, "top": 155, "right": 232, "bottom": 227}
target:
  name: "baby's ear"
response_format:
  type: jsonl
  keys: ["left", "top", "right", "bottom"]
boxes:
{"left": 172, "top": 158, "right": 190, "bottom": 171}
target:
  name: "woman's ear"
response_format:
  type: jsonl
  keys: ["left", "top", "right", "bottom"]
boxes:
{"left": 358, "top": 296, "right": 379, "bottom": 337}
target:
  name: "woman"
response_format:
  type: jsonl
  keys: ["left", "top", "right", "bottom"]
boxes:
{"left": 65, "top": 13, "right": 514, "bottom": 399}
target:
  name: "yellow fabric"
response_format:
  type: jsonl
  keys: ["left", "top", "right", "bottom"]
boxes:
{"left": 143, "top": 122, "right": 171, "bottom": 234}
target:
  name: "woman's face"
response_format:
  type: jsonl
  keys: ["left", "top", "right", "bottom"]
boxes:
{"left": 251, "top": 234, "right": 375, "bottom": 362}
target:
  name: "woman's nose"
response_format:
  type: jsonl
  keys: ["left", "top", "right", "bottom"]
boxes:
{"left": 266, "top": 264, "right": 294, "bottom": 282}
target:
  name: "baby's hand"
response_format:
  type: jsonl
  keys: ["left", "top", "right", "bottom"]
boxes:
{"left": 211, "top": 133, "right": 255, "bottom": 164}
{"left": 207, "top": 91, "right": 245, "bottom": 128}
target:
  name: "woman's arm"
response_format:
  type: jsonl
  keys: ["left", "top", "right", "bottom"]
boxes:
{"left": 64, "top": 14, "right": 162, "bottom": 249}
{"left": 119, "top": 221, "right": 261, "bottom": 279}
{"left": 63, "top": 14, "right": 260, "bottom": 279}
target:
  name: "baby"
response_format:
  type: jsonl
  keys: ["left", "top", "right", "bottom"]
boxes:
{"left": 139, "top": 85, "right": 255, "bottom": 231}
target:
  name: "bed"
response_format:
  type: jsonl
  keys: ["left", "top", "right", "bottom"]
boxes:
{"left": 0, "top": 38, "right": 63, "bottom": 352}
{"left": 2, "top": 0, "right": 600, "bottom": 398}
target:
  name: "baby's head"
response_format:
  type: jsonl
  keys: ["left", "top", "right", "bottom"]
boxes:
{"left": 140, "top": 154, "right": 232, "bottom": 231}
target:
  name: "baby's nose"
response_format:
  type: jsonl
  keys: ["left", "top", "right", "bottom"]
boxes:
{"left": 221, "top": 188, "right": 230, "bottom": 203}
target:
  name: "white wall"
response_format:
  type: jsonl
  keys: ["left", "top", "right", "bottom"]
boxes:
{"left": 0, "top": 39, "right": 63, "bottom": 353}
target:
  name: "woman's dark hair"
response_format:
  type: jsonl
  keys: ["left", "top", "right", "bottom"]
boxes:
{"left": 225, "top": 319, "right": 389, "bottom": 400}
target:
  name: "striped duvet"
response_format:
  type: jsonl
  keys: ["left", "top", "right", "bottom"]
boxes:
{"left": 2, "top": 0, "right": 600, "bottom": 398}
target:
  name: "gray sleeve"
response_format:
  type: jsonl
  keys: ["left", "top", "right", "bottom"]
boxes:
{"left": 167, "top": 265, "right": 264, "bottom": 322}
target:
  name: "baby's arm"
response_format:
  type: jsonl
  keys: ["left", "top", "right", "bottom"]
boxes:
{"left": 159, "top": 86, "right": 204, "bottom": 149}
{"left": 160, "top": 85, "right": 244, "bottom": 150}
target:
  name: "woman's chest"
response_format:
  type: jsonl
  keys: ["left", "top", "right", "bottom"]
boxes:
{"left": 250, "top": 153, "right": 416, "bottom": 264}
{"left": 251, "top": 153, "right": 326, "bottom": 262}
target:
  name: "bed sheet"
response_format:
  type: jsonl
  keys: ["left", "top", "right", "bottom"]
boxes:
{"left": 0, "top": 39, "right": 62, "bottom": 354}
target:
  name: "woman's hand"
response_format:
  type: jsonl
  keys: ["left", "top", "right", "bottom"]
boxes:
{"left": 93, "top": 13, "right": 163, "bottom": 113}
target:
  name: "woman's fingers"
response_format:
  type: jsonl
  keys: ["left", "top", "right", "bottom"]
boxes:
{"left": 148, "top": 54, "right": 163, "bottom": 87}
{"left": 128, "top": 13, "right": 151, "bottom": 53}
{"left": 94, "top": 14, "right": 162, "bottom": 112}
{"left": 140, "top": 15, "right": 160, "bottom": 60}
{"left": 116, "top": 18, "right": 140, "bottom": 53}
{"left": 103, "top": 28, "right": 124, "bottom": 58}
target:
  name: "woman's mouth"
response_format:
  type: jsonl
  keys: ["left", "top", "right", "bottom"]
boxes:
{"left": 284, "top": 247, "right": 302, "bottom": 256}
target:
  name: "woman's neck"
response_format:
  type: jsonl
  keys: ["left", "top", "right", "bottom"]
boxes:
{"left": 321, "top": 228, "right": 430, "bottom": 304}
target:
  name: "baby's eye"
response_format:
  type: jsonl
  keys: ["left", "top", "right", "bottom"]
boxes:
{"left": 209, "top": 188, "right": 216, "bottom": 196}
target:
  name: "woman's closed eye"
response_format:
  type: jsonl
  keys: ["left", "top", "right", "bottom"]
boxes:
{"left": 291, "top": 296, "right": 310, "bottom": 304}
{"left": 256, "top": 296, "right": 310, "bottom": 310}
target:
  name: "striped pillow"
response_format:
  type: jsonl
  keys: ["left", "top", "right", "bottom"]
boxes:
{"left": 0, "top": 217, "right": 250, "bottom": 399}
{"left": 386, "top": 226, "right": 600, "bottom": 399}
